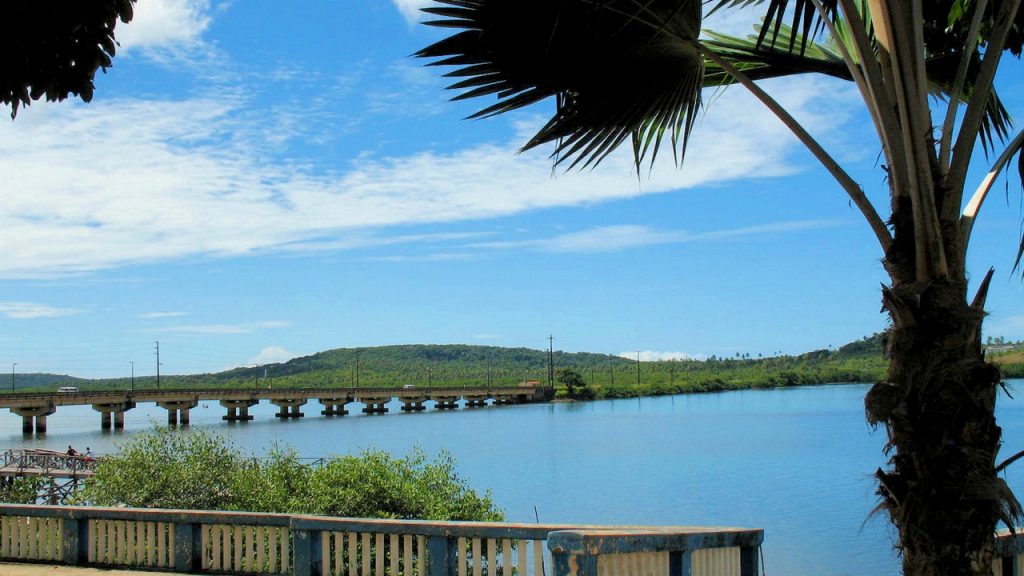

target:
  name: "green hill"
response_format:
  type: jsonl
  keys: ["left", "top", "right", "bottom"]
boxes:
{"left": 13, "top": 337, "right": 888, "bottom": 396}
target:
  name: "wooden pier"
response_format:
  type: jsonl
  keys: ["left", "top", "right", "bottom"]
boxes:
{"left": 0, "top": 450, "right": 98, "bottom": 504}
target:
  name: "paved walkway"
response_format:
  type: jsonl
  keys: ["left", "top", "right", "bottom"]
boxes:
{"left": 0, "top": 563, "right": 190, "bottom": 575}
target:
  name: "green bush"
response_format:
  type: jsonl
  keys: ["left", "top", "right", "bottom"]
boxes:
{"left": 0, "top": 477, "right": 43, "bottom": 504}
{"left": 78, "top": 428, "right": 503, "bottom": 522}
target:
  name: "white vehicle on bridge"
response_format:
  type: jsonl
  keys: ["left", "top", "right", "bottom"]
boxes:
{"left": 56, "top": 386, "right": 79, "bottom": 393}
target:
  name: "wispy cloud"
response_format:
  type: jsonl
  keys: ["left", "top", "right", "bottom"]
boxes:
{"left": 392, "top": 0, "right": 431, "bottom": 26}
{"left": 471, "top": 221, "right": 838, "bottom": 253}
{"left": 366, "top": 252, "right": 478, "bottom": 263}
{"left": 151, "top": 321, "right": 289, "bottom": 335}
{"left": 138, "top": 311, "right": 189, "bottom": 319}
{"left": 117, "top": 0, "right": 212, "bottom": 51}
{"left": 0, "top": 75, "right": 857, "bottom": 279}
{"left": 0, "top": 302, "right": 83, "bottom": 320}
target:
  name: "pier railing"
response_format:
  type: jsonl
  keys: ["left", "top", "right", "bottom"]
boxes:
{"left": 0, "top": 449, "right": 98, "bottom": 477}
{"left": 0, "top": 504, "right": 764, "bottom": 575}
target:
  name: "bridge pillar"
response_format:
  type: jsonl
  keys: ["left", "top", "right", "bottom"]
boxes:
{"left": 319, "top": 397, "right": 350, "bottom": 416}
{"left": 220, "top": 399, "right": 258, "bottom": 421}
{"left": 92, "top": 401, "right": 135, "bottom": 431}
{"left": 157, "top": 400, "right": 199, "bottom": 427}
{"left": 432, "top": 396, "right": 459, "bottom": 410}
{"left": 12, "top": 404, "right": 56, "bottom": 435}
{"left": 464, "top": 395, "right": 489, "bottom": 408}
{"left": 357, "top": 396, "right": 390, "bottom": 414}
{"left": 399, "top": 396, "right": 427, "bottom": 412}
{"left": 271, "top": 398, "right": 306, "bottom": 419}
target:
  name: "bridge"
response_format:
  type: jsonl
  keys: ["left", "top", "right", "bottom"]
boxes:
{"left": 0, "top": 386, "right": 553, "bottom": 434}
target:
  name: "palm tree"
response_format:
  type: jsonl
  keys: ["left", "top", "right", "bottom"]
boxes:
{"left": 416, "top": 1, "right": 1024, "bottom": 574}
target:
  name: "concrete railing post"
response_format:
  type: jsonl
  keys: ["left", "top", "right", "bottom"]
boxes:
{"left": 427, "top": 535, "right": 456, "bottom": 576}
{"left": 550, "top": 548, "right": 598, "bottom": 576}
{"left": 740, "top": 545, "right": 760, "bottom": 576}
{"left": 174, "top": 523, "right": 195, "bottom": 572}
{"left": 61, "top": 516, "right": 87, "bottom": 565}
{"left": 291, "top": 524, "right": 320, "bottom": 576}
{"left": 668, "top": 551, "right": 687, "bottom": 576}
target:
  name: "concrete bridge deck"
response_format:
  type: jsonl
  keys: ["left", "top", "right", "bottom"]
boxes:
{"left": 0, "top": 386, "right": 553, "bottom": 434}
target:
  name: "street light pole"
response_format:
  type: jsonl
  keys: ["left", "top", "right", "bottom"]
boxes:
{"left": 11, "top": 362, "right": 16, "bottom": 393}
{"left": 130, "top": 361, "right": 135, "bottom": 392}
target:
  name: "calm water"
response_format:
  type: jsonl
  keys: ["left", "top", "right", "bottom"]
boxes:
{"left": 6, "top": 382, "right": 1024, "bottom": 576}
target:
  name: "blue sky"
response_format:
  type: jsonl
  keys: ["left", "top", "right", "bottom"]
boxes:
{"left": 2, "top": 0, "right": 1024, "bottom": 379}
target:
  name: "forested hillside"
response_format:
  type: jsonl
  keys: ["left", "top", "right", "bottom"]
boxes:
{"left": 16, "top": 336, "right": 890, "bottom": 396}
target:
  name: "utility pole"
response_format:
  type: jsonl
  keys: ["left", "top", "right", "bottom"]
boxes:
{"left": 11, "top": 362, "right": 16, "bottom": 393}
{"left": 130, "top": 361, "right": 135, "bottom": 392}
{"left": 609, "top": 354, "right": 614, "bottom": 386}
{"left": 355, "top": 348, "right": 360, "bottom": 389}
{"left": 636, "top": 350, "right": 641, "bottom": 386}
{"left": 154, "top": 341, "right": 162, "bottom": 390}
{"left": 547, "top": 335, "right": 554, "bottom": 389}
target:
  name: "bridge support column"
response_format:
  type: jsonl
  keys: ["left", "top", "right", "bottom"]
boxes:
{"left": 433, "top": 396, "right": 459, "bottom": 410}
{"left": 319, "top": 397, "right": 350, "bottom": 416}
{"left": 12, "top": 404, "right": 56, "bottom": 436}
{"left": 464, "top": 396, "right": 489, "bottom": 408}
{"left": 271, "top": 398, "right": 306, "bottom": 419}
{"left": 399, "top": 398, "right": 427, "bottom": 412}
{"left": 220, "top": 399, "right": 258, "bottom": 422}
{"left": 157, "top": 400, "right": 199, "bottom": 427}
{"left": 358, "top": 396, "right": 390, "bottom": 414}
{"left": 92, "top": 401, "right": 135, "bottom": 431}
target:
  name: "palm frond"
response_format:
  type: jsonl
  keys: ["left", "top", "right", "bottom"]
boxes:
{"left": 707, "top": 0, "right": 839, "bottom": 53}
{"left": 702, "top": 25, "right": 849, "bottom": 86}
{"left": 416, "top": 0, "right": 705, "bottom": 171}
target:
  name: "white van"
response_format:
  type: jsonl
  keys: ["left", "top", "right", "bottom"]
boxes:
{"left": 57, "top": 386, "right": 79, "bottom": 393}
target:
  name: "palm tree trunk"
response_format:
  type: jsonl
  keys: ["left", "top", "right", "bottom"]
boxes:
{"left": 867, "top": 275, "right": 1005, "bottom": 575}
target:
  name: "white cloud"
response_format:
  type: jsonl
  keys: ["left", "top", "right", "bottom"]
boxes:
{"left": 138, "top": 311, "right": 189, "bottom": 319}
{"left": 249, "top": 346, "right": 296, "bottom": 365}
{"left": 117, "top": 0, "right": 212, "bottom": 50}
{"left": 471, "top": 221, "right": 837, "bottom": 253}
{"left": 0, "top": 302, "right": 83, "bottom": 320}
{"left": 152, "top": 321, "right": 289, "bottom": 335}
{"left": 393, "top": 0, "right": 431, "bottom": 26}
{"left": 0, "top": 75, "right": 859, "bottom": 279}
{"left": 619, "top": 351, "right": 707, "bottom": 362}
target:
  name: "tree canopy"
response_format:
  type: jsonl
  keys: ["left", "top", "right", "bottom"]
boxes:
{"left": 1, "top": 0, "right": 136, "bottom": 118}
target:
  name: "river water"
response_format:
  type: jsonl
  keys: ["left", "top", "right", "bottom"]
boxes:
{"left": 5, "top": 382, "right": 1024, "bottom": 576}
